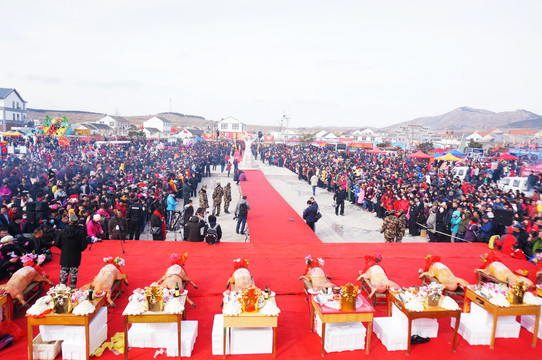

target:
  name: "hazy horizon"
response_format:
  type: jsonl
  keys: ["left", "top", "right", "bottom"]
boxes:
{"left": 2, "top": 1, "right": 541, "bottom": 128}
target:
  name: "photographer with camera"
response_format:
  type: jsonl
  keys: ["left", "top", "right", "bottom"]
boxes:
{"left": 234, "top": 195, "right": 250, "bottom": 235}
{"left": 186, "top": 208, "right": 206, "bottom": 242}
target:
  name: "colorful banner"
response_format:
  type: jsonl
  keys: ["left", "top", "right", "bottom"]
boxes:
{"left": 339, "top": 137, "right": 354, "bottom": 142}
{"left": 349, "top": 142, "right": 373, "bottom": 149}
{"left": 202, "top": 132, "right": 215, "bottom": 140}
{"left": 263, "top": 135, "right": 274, "bottom": 143}
{"left": 223, "top": 131, "right": 246, "bottom": 140}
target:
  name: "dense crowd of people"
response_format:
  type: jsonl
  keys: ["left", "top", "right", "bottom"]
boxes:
{"left": 254, "top": 143, "right": 542, "bottom": 260}
{"left": 0, "top": 136, "right": 245, "bottom": 280}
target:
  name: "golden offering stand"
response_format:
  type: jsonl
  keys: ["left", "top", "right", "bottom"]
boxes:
{"left": 240, "top": 285, "right": 262, "bottom": 313}
{"left": 340, "top": 283, "right": 359, "bottom": 312}
{"left": 145, "top": 283, "right": 164, "bottom": 312}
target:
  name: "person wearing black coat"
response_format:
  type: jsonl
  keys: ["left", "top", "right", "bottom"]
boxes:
{"left": 303, "top": 200, "right": 317, "bottom": 232}
{"left": 182, "top": 201, "right": 194, "bottom": 240}
{"left": 186, "top": 215, "right": 205, "bottom": 242}
{"left": 333, "top": 185, "right": 347, "bottom": 216}
{"left": 55, "top": 213, "right": 87, "bottom": 289}
{"left": 150, "top": 206, "right": 166, "bottom": 240}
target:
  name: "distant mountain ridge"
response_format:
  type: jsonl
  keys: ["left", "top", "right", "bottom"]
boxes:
{"left": 389, "top": 107, "right": 542, "bottom": 131}
{"left": 27, "top": 106, "right": 542, "bottom": 132}
{"left": 27, "top": 108, "right": 213, "bottom": 128}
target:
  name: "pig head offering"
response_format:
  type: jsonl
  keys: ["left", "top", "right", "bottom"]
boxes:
{"left": 420, "top": 262, "right": 469, "bottom": 291}
{"left": 479, "top": 261, "right": 534, "bottom": 290}
{"left": 0, "top": 266, "right": 53, "bottom": 306}
{"left": 300, "top": 267, "right": 335, "bottom": 292}
{"left": 357, "top": 265, "right": 399, "bottom": 298}
{"left": 157, "top": 264, "right": 197, "bottom": 307}
{"left": 80, "top": 264, "right": 128, "bottom": 306}
{"left": 227, "top": 268, "right": 254, "bottom": 292}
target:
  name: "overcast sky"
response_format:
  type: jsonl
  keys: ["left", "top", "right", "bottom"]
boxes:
{"left": 2, "top": 1, "right": 541, "bottom": 128}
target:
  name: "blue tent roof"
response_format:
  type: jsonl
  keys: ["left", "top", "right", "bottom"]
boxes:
{"left": 433, "top": 152, "right": 444, "bottom": 158}
{"left": 444, "top": 149, "right": 466, "bottom": 158}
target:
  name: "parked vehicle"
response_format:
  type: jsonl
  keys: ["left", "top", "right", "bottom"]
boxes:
{"left": 498, "top": 176, "right": 534, "bottom": 197}
{"left": 451, "top": 166, "right": 469, "bottom": 181}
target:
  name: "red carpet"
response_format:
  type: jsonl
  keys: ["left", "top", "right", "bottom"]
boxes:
{"left": 239, "top": 170, "right": 319, "bottom": 243}
{"left": 2, "top": 240, "right": 541, "bottom": 360}
{"left": 1, "top": 169, "right": 540, "bottom": 359}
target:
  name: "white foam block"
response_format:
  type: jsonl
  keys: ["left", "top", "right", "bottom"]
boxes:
{"left": 520, "top": 315, "right": 542, "bottom": 340}
{"left": 32, "top": 334, "right": 61, "bottom": 360}
{"left": 61, "top": 323, "right": 108, "bottom": 360}
{"left": 211, "top": 314, "right": 230, "bottom": 355}
{"left": 230, "top": 326, "right": 273, "bottom": 355}
{"left": 390, "top": 304, "right": 439, "bottom": 337}
{"left": 39, "top": 307, "right": 107, "bottom": 342}
{"left": 464, "top": 302, "right": 521, "bottom": 338}
{"left": 451, "top": 313, "right": 492, "bottom": 345}
{"left": 314, "top": 314, "right": 366, "bottom": 352}
{"left": 157, "top": 321, "right": 198, "bottom": 357}
{"left": 373, "top": 317, "right": 408, "bottom": 351}
{"left": 128, "top": 320, "right": 198, "bottom": 357}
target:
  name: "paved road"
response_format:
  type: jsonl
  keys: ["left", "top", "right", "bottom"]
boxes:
{"left": 146, "top": 142, "right": 426, "bottom": 243}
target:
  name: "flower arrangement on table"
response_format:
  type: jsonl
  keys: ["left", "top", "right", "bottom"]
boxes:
{"left": 233, "top": 258, "right": 249, "bottom": 271}
{"left": 477, "top": 282, "right": 511, "bottom": 307}
{"left": 169, "top": 252, "right": 188, "bottom": 267}
{"left": 27, "top": 283, "right": 101, "bottom": 317}
{"left": 398, "top": 284, "right": 460, "bottom": 311}
{"left": 222, "top": 285, "right": 280, "bottom": 317}
{"left": 304, "top": 254, "right": 324, "bottom": 274}
{"left": 103, "top": 256, "right": 125, "bottom": 267}
{"left": 122, "top": 284, "right": 186, "bottom": 315}
{"left": 21, "top": 252, "right": 47, "bottom": 275}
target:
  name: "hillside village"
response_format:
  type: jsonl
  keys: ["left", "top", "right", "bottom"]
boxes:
{"left": 2, "top": 87, "right": 542, "bottom": 153}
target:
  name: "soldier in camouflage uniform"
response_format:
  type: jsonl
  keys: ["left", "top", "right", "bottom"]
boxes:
{"left": 380, "top": 210, "right": 398, "bottom": 243}
{"left": 395, "top": 209, "right": 407, "bottom": 243}
{"left": 223, "top": 182, "right": 232, "bottom": 214}
{"left": 211, "top": 182, "right": 224, "bottom": 216}
{"left": 199, "top": 185, "right": 209, "bottom": 210}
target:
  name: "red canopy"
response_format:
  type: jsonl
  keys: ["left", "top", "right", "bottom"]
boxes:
{"left": 79, "top": 137, "right": 93, "bottom": 141}
{"left": 367, "top": 147, "right": 386, "bottom": 154}
{"left": 407, "top": 150, "right": 432, "bottom": 159}
{"left": 495, "top": 153, "right": 518, "bottom": 161}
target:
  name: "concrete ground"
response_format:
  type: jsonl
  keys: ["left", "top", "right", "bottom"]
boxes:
{"left": 142, "top": 141, "right": 426, "bottom": 243}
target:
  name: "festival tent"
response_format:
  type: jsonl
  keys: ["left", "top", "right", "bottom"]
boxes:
{"left": 406, "top": 150, "right": 432, "bottom": 159}
{"left": 496, "top": 153, "right": 519, "bottom": 161}
{"left": 4, "top": 131, "right": 23, "bottom": 137}
{"left": 434, "top": 153, "right": 463, "bottom": 161}
{"left": 444, "top": 149, "right": 466, "bottom": 157}
{"left": 432, "top": 152, "right": 444, "bottom": 158}
{"left": 367, "top": 147, "right": 386, "bottom": 154}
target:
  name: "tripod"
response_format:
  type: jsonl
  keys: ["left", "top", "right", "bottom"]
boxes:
{"left": 89, "top": 238, "right": 126, "bottom": 254}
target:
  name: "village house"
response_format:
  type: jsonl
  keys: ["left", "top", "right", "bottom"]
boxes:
{"left": 216, "top": 117, "right": 245, "bottom": 133}
{"left": 0, "top": 88, "right": 27, "bottom": 131}
{"left": 97, "top": 115, "right": 131, "bottom": 136}
{"left": 144, "top": 116, "right": 172, "bottom": 133}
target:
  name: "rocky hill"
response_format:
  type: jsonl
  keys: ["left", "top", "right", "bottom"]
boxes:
{"left": 389, "top": 107, "right": 542, "bottom": 131}
{"left": 27, "top": 106, "right": 542, "bottom": 133}
{"left": 26, "top": 108, "right": 279, "bottom": 133}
